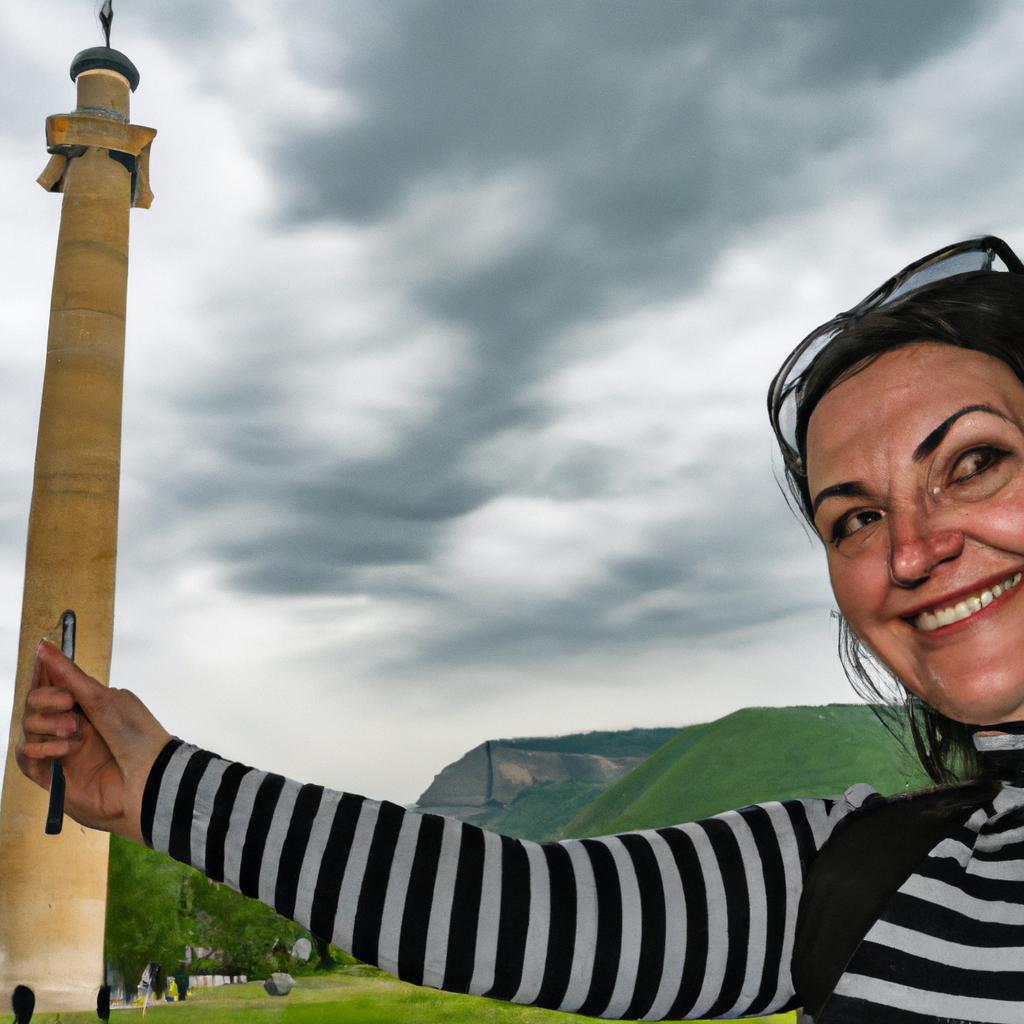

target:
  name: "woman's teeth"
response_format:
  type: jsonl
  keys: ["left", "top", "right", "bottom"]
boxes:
{"left": 914, "top": 572, "right": 1022, "bottom": 632}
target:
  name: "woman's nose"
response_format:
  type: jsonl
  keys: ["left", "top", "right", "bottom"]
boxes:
{"left": 888, "top": 514, "right": 965, "bottom": 588}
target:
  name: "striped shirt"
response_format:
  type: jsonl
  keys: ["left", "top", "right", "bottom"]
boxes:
{"left": 141, "top": 739, "right": 1024, "bottom": 1021}
{"left": 821, "top": 782, "right": 1024, "bottom": 1024}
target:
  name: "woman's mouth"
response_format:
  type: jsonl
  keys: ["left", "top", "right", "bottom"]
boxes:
{"left": 914, "top": 572, "right": 1022, "bottom": 632}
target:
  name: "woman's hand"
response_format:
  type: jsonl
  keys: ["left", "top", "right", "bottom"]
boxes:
{"left": 16, "top": 639, "right": 172, "bottom": 844}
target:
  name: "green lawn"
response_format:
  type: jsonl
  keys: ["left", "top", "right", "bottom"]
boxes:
{"left": 27, "top": 971, "right": 792, "bottom": 1023}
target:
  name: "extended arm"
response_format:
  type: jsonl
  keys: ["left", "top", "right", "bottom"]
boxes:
{"left": 19, "top": 640, "right": 863, "bottom": 1020}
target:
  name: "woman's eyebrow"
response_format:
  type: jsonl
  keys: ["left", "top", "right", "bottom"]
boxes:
{"left": 812, "top": 480, "right": 869, "bottom": 516}
{"left": 912, "top": 403, "right": 1011, "bottom": 462}
{"left": 811, "top": 404, "right": 1013, "bottom": 517}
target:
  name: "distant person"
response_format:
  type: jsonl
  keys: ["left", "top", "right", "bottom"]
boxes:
{"left": 174, "top": 972, "right": 190, "bottom": 1002}
{"left": 136, "top": 962, "right": 159, "bottom": 1008}
{"left": 20, "top": 237, "right": 1024, "bottom": 1022}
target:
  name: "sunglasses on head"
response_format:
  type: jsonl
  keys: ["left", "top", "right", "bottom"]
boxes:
{"left": 769, "top": 235, "right": 1024, "bottom": 470}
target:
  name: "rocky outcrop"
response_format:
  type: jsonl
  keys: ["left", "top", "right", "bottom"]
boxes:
{"left": 415, "top": 740, "right": 647, "bottom": 822}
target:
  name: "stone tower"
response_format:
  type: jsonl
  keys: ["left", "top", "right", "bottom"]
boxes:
{"left": 0, "top": 45, "right": 154, "bottom": 1010}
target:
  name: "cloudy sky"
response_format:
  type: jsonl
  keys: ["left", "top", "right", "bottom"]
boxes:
{"left": 0, "top": 0, "right": 1020, "bottom": 804}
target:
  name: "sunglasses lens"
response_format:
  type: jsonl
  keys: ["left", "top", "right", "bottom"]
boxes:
{"left": 773, "top": 238, "right": 1020, "bottom": 461}
{"left": 884, "top": 248, "right": 996, "bottom": 306}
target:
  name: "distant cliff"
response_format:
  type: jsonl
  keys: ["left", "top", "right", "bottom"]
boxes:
{"left": 415, "top": 728, "right": 679, "bottom": 834}
{"left": 413, "top": 708, "right": 929, "bottom": 844}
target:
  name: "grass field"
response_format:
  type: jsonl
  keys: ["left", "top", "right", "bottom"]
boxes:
{"left": 565, "top": 704, "right": 929, "bottom": 837}
{"left": 25, "top": 971, "right": 792, "bottom": 1023}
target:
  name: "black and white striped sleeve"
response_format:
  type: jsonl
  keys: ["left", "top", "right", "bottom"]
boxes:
{"left": 141, "top": 739, "right": 872, "bottom": 1020}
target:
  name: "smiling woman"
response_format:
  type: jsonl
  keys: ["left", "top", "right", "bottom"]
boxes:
{"left": 18, "top": 238, "right": 1024, "bottom": 1024}
{"left": 809, "top": 345, "right": 1024, "bottom": 729}
{"left": 771, "top": 253, "right": 1024, "bottom": 784}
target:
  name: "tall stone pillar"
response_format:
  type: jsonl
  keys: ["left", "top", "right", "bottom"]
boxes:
{"left": 0, "top": 47, "right": 154, "bottom": 1011}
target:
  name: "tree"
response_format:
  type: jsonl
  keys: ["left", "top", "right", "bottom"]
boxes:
{"left": 189, "top": 873, "right": 307, "bottom": 977}
{"left": 104, "top": 835, "right": 189, "bottom": 996}
{"left": 106, "top": 834, "right": 319, "bottom": 985}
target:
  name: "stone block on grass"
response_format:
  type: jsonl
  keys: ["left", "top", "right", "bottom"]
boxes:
{"left": 264, "top": 973, "right": 295, "bottom": 996}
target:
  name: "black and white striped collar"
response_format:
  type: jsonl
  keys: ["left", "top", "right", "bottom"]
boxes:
{"left": 971, "top": 720, "right": 1024, "bottom": 752}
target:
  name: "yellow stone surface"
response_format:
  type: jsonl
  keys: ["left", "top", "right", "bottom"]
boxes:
{"left": 75, "top": 68, "right": 130, "bottom": 120}
{"left": 0, "top": 57, "right": 154, "bottom": 1012}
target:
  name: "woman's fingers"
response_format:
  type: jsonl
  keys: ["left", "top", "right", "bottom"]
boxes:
{"left": 32, "top": 642, "right": 133, "bottom": 751}
{"left": 26, "top": 686, "right": 75, "bottom": 712}
{"left": 31, "top": 641, "right": 166, "bottom": 745}
{"left": 14, "top": 750, "right": 51, "bottom": 791}
{"left": 19, "top": 736, "right": 82, "bottom": 761}
{"left": 23, "top": 652, "right": 82, "bottom": 742}
{"left": 19, "top": 639, "right": 174, "bottom": 843}
{"left": 15, "top": 734, "right": 83, "bottom": 793}
{"left": 25, "top": 640, "right": 172, "bottom": 841}
{"left": 22, "top": 708, "right": 80, "bottom": 740}
{"left": 33, "top": 640, "right": 106, "bottom": 716}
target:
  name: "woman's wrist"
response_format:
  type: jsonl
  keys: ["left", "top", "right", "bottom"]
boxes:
{"left": 139, "top": 736, "right": 186, "bottom": 848}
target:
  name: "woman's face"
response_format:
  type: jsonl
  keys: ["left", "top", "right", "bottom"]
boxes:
{"left": 806, "top": 342, "right": 1024, "bottom": 725}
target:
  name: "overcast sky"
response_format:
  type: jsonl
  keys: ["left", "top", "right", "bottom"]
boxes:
{"left": 0, "top": 1, "right": 1021, "bottom": 804}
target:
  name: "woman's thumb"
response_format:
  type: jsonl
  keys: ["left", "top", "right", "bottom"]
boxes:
{"left": 34, "top": 639, "right": 109, "bottom": 718}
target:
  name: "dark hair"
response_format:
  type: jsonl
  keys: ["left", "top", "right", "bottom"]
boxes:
{"left": 772, "top": 270, "right": 1024, "bottom": 784}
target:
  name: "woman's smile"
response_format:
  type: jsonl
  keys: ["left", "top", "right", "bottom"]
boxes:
{"left": 907, "top": 568, "right": 1022, "bottom": 632}
{"left": 806, "top": 342, "right": 1024, "bottom": 725}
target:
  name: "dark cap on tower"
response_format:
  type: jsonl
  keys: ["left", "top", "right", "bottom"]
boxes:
{"left": 70, "top": 46, "right": 140, "bottom": 92}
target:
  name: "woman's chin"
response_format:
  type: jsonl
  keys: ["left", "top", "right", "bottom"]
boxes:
{"left": 898, "top": 637, "right": 1024, "bottom": 726}
{"left": 917, "top": 677, "right": 1024, "bottom": 727}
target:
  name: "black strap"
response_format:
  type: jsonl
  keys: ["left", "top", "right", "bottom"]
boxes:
{"left": 791, "top": 779, "right": 997, "bottom": 1020}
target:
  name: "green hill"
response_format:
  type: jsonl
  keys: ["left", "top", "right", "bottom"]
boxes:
{"left": 415, "top": 727, "right": 680, "bottom": 841}
{"left": 469, "top": 780, "right": 612, "bottom": 841}
{"left": 498, "top": 727, "right": 681, "bottom": 757}
{"left": 563, "top": 704, "right": 929, "bottom": 838}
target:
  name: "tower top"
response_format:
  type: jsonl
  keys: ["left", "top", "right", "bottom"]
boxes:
{"left": 69, "top": 47, "right": 139, "bottom": 92}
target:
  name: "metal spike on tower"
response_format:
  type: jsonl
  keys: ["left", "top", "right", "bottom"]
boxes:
{"left": 0, "top": 16, "right": 155, "bottom": 1010}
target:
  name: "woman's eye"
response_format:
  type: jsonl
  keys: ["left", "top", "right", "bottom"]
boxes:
{"left": 832, "top": 508, "right": 882, "bottom": 544}
{"left": 949, "top": 445, "right": 1006, "bottom": 484}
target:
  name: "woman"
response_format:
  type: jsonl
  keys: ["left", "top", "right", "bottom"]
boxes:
{"left": 18, "top": 236, "right": 1024, "bottom": 1023}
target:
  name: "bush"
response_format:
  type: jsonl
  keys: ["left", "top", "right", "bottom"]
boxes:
{"left": 106, "top": 836, "right": 320, "bottom": 984}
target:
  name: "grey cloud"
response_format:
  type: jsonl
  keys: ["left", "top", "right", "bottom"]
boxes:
{"left": 782, "top": 0, "right": 995, "bottom": 84}
{"left": 118, "top": 0, "right": 997, "bottom": 690}
{"left": 375, "top": 539, "right": 826, "bottom": 684}
{"left": 161, "top": 365, "right": 502, "bottom": 590}
{"left": 171, "top": 429, "right": 494, "bottom": 559}
{"left": 129, "top": 2, "right": 236, "bottom": 45}
{"left": 0, "top": 52, "right": 53, "bottom": 138}
{"left": 278, "top": 1, "right": 994, "bottom": 231}
{"left": 261, "top": 0, "right": 1001, "bottom": 423}
{"left": 376, "top": 430, "right": 830, "bottom": 674}
{"left": 221, "top": 511, "right": 435, "bottom": 594}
